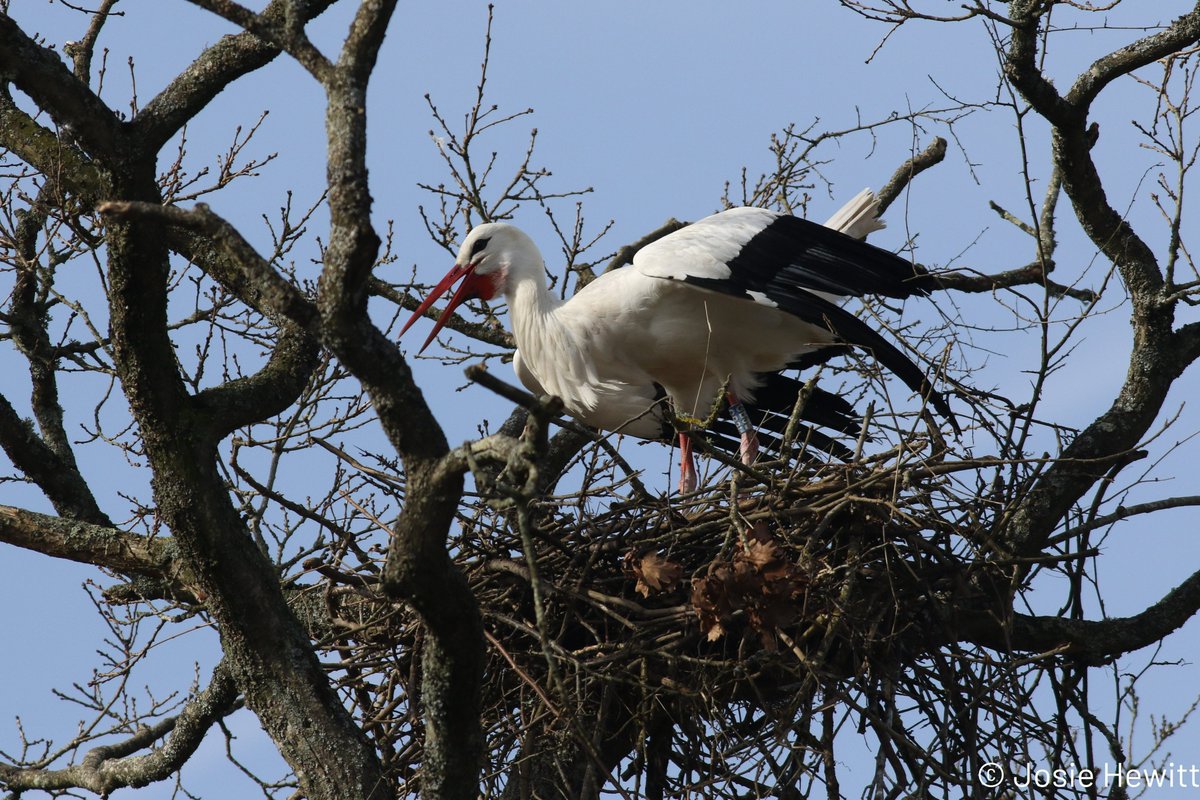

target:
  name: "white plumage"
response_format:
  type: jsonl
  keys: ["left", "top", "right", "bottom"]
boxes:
{"left": 403, "top": 190, "right": 951, "bottom": 491}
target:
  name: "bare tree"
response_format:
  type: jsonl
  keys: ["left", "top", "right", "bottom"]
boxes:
{"left": 3, "top": 2, "right": 1200, "bottom": 799}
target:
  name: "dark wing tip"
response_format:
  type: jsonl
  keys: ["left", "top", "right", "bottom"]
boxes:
{"left": 750, "top": 215, "right": 933, "bottom": 300}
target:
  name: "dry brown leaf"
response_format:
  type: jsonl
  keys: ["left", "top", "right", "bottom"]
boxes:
{"left": 690, "top": 533, "right": 810, "bottom": 645}
{"left": 630, "top": 551, "right": 683, "bottom": 598}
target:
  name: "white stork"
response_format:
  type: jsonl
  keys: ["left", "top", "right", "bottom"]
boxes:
{"left": 402, "top": 190, "right": 954, "bottom": 492}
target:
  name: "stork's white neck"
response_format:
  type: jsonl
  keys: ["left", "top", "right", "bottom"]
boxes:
{"left": 504, "top": 265, "right": 614, "bottom": 412}
{"left": 506, "top": 266, "right": 562, "bottom": 361}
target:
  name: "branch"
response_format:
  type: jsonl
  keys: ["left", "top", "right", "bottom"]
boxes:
{"left": 1050, "top": 495, "right": 1200, "bottom": 542}
{"left": 932, "top": 261, "right": 1098, "bottom": 303}
{"left": 962, "top": 567, "right": 1200, "bottom": 665}
{"left": 6, "top": 119, "right": 329, "bottom": 444}
{"left": 996, "top": 3, "right": 1193, "bottom": 557}
{"left": 192, "top": 322, "right": 320, "bottom": 441}
{"left": 2, "top": 182, "right": 113, "bottom": 522}
{"left": 97, "top": 200, "right": 323, "bottom": 441}
{"left": 297, "top": 3, "right": 483, "bottom": 794}
{"left": 875, "top": 136, "right": 947, "bottom": 214}
{"left": 1003, "top": 2, "right": 1076, "bottom": 127}
{"left": 102, "top": 161, "right": 389, "bottom": 800}
{"left": 339, "top": 0, "right": 397, "bottom": 81}
{"left": 62, "top": 0, "right": 120, "bottom": 82}
{"left": 0, "top": 87, "right": 107, "bottom": 197}
{"left": 0, "top": 393, "right": 110, "bottom": 525}
{"left": 0, "top": 505, "right": 192, "bottom": 584}
{"left": 98, "top": 201, "right": 318, "bottom": 329}
{"left": 181, "top": 0, "right": 333, "bottom": 81}
{"left": 0, "top": 12, "right": 123, "bottom": 160}
{"left": 1066, "top": 5, "right": 1200, "bottom": 109}
{"left": 1006, "top": 9, "right": 1164, "bottom": 303}
{"left": 134, "top": 0, "right": 339, "bottom": 150}
{"left": 1175, "top": 319, "right": 1200, "bottom": 365}
{"left": 0, "top": 661, "right": 238, "bottom": 796}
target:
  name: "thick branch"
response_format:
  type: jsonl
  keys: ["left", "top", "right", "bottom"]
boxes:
{"left": 0, "top": 393, "right": 110, "bottom": 525}
{"left": 182, "top": 0, "right": 333, "bottom": 81}
{"left": 1006, "top": 8, "right": 1165, "bottom": 303}
{"left": 963, "top": 567, "right": 1200, "bottom": 665}
{"left": 98, "top": 202, "right": 322, "bottom": 439}
{"left": 103, "top": 154, "right": 386, "bottom": 799}
{"left": 9, "top": 185, "right": 96, "bottom": 468}
{"left": 996, "top": 2, "right": 1191, "bottom": 556}
{"left": 99, "top": 201, "right": 319, "bottom": 328}
{"left": 193, "top": 323, "right": 320, "bottom": 440}
{"left": 312, "top": 4, "right": 484, "bottom": 794}
{"left": 1176, "top": 319, "right": 1200, "bottom": 365}
{"left": 126, "top": 3, "right": 468, "bottom": 794}
{"left": 1003, "top": 2, "right": 1075, "bottom": 126}
{"left": 339, "top": 0, "right": 396, "bottom": 81}
{"left": 0, "top": 505, "right": 192, "bottom": 583}
{"left": 0, "top": 13, "right": 123, "bottom": 161}
{"left": 875, "top": 136, "right": 947, "bottom": 214}
{"left": 1066, "top": 5, "right": 1200, "bottom": 109}
{"left": 499, "top": 689, "right": 640, "bottom": 800}
{"left": 0, "top": 662, "right": 238, "bottom": 796}
{"left": 134, "top": 0, "right": 338, "bottom": 150}
{"left": 1000, "top": 351, "right": 1180, "bottom": 557}
{"left": 0, "top": 88, "right": 107, "bottom": 197}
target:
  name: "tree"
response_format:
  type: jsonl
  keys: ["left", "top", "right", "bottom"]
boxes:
{"left": 2, "top": 1, "right": 1200, "bottom": 798}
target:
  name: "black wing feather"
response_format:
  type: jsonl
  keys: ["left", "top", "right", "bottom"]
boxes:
{"left": 666, "top": 213, "right": 956, "bottom": 430}
{"left": 712, "top": 377, "right": 860, "bottom": 461}
{"left": 747, "top": 374, "right": 861, "bottom": 436}
{"left": 683, "top": 273, "right": 957, "bottom": 430}
{"left": 651, "top": 378, "right": 862, "bottom": 460}
{"left": 707, "top": 421, "right": 855, "bottom": 462}
{"left": 721, "top": 215, "right": 934, "bottom": 299}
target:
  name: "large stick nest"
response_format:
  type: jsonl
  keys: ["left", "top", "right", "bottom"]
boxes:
{"left": 471, "top": 434, "right": 1006, "bottom": 676}
{"left": 312, "top": 420, "right": 1050, "bottom": 796}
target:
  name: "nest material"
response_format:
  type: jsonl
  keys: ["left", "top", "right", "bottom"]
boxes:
{"left": 467, "top": 459, "right": 981, "bottom": 702}
{"left": 315, "top": 435, "right": 1034, "bottom": 796}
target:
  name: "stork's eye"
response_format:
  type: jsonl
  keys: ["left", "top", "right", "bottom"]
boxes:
{"left": 469, "top": 236, "right": 491, "bottom": 257}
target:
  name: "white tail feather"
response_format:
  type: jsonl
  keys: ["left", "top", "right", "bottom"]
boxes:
{"left": 823, "top": 188, "right": 886, "bottom": 241}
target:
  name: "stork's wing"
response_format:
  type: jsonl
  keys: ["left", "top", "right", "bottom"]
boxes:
{"left": 748, "top": 373, "right": 860, "bottom": 435}
{"left": 709, "top": 376, "right": 861, "bottom": 462}
{"left": 632, "top": 207, "right": 956, "bottom": 430}
{"left": 633, "top": 207, "right": 934, "bottom": 300}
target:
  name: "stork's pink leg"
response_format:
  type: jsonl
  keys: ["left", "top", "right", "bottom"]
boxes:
{"left": 678, "top": 432, "right": 698, "bottom": 494}
{"left": 740, "top": 432, "right": 760, "bottom": 465}
{"left": 726, "top": 393, "right": 760, "bottom": 465}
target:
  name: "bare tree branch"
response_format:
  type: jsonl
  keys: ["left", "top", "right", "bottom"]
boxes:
{"left": 963, "top": 567, "right": 1200, "bottom": 665}
{"left": 875, "top": 136, "right": 947, "bottom": 213}
{"left": 134, "top": 0, "right": 339, "bottom": 150}
{"left": 0, "top": 12, "right": 123, "bottom": 160}
{"left": 0, "top": 393, "right": 109, "bottom": 524}
{"left": 0, "top": 662, "right": 238, "bottom": 796}
{"left": 181, "top": 0, "right": 334, "bottom": 81}
{"left": 0, "top": 505, "right": 182, "bottom": 579}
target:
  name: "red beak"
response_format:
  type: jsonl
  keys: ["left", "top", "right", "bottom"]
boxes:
{"left": 400, "top": 263, "right": 488, "bottom": 354}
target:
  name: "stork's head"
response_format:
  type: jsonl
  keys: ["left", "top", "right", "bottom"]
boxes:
{"left": 400, "top": 223, "right": 541, "bottom": 353}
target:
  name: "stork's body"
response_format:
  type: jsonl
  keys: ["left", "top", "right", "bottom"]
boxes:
{"left": 403, "top": 190, "right": 952, "bottom": 491}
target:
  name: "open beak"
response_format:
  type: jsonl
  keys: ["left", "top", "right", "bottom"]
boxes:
{"left": 400, "top": 262, "right": 480, "bottom": 354}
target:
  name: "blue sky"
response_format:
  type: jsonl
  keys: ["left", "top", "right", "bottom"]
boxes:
{"left": 5, "top": 1, "right": 1200, "bottom": 796}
